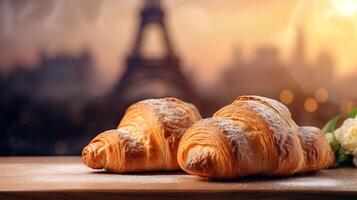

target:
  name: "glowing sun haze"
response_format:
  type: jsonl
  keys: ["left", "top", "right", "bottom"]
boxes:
{"left": 0, "top": 0, "right": 356, "bottom": 88}
{"left": 332, "top": 0, "right": 357, "bottom": 16}
{"left": 289, "top": 0, "right": 357, "bottom": 76}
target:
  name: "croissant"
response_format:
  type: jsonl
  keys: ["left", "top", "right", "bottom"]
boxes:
{"left": 82, "top": 97, "right": 201, "bottom": 173}
{"left": 177, "top": 95, "right": 335, "bottom": 179}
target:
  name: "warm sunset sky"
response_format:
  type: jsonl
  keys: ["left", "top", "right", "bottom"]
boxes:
{"left": 0, "top": 0, "right": 356, "bottom": 89}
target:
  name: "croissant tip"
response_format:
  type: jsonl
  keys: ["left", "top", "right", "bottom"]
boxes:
{"left": 82, "top": 142, "right": 106, "bottom": 169}
{"left": 181, "top": 147, "right": 213, "bottom": 178}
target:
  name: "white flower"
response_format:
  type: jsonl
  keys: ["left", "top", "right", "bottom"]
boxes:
{"left": 334, "top": 117, "right": 357, "bottom": 156}
{"left": 324, "top": 132, "right": 334, "bottom": 144}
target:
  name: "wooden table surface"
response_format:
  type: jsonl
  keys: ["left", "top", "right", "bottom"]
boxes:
{"left": 0, "top": 157, "right": 356, "bottom": 200}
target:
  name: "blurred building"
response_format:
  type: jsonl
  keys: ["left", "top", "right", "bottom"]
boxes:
{"left": 4, "top": 50, "right": 95, "bottom": 103}
{"left": 221, "top": 27, "right": 340, "bottom": 126}
{"left": 0, "top": 49, "right": 95, "bottom": 155}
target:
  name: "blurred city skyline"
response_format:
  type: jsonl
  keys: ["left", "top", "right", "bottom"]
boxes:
{"left": 1, "top": 0, "right": 357, "bottom": 93}
{"left": 0, "top": 0, "right": 356, "bottom": 155}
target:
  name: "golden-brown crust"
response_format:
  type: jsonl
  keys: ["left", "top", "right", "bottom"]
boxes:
{"left": 82, "top": 97, "right": 201, "bottom": 173}
{"left": 297, "top": 126, "right": 336, "bottom": 173}
{"left": 178, "top": 117, "right": 263, "bottom": 178}
{"left": 178, "top": 95, "right": 335, "bottom": 179}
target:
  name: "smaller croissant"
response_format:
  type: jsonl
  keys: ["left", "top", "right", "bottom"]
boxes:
{"left": 82, "top": 97, "right": 201, "bottom": 173}
{"left": 177, "top": 95, "right": 335, "bottom": 179}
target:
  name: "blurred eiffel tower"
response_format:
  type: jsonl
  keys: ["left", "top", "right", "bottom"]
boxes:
{"left": 112, "top": 0, "right": 198, "bottom": 105}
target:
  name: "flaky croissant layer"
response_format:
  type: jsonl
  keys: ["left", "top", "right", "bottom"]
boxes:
{"left": 177, "top": 95, "right": 335, "bottom": 179}
{"left": 82, "top": 97, "right": 201, "bottom": 173}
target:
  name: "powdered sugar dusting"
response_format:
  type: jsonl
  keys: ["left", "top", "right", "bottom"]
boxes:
{"left": 236, "top": 95, "right": 297, "bottom": 128}
{"left": 141, "top": 98, "right": 196, "bottom": 139}
{"left": 116, "top": 129, "right": 143, "bottom": 155}
{"left": 279, "top": 177, "right": 342, "bottom": 187}
{"left": 211, "top": 96, "right": 309, "bottom": 174}
{"left": 139, "top": 98, "right": 200, "bottom": 167}
{"left": 211, "top": 118, "right": 255, "bottom": 167}
{"left": 231, "top": 100, "right": 299, "bottom": 160}
{"left": 192, "top": 117, "right": 256, "bottom": 173}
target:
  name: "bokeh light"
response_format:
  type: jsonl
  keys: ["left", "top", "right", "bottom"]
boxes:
{"left": 314, "top": 88, "right": 328, "bottom": 103}
{"left": 54, "top": 141, "right": 68, "bottom": 154}
{"left": 280, "top": 90, "right": 294, "bottom": 105}
{"left": 304, "top": 98, "right": 318, "bottom": 112}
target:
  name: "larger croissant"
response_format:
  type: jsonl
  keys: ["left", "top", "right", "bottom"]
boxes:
{"left": 177, "top": 95, "right": 335, "bottom": 179}
{"left": 82, "top": 97, "right": 201, "bottom": 173}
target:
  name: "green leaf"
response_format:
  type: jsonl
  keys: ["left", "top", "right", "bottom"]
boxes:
{"left": 322, "top": 115, "right": 341, "bottom": 133}
{"left": 330, "top": 135, "right": 340, "bottom": 153}
{"left": 347, "top": 108, "right": 357, "bottom": 118}
{"left": 334, "top": 149, "right": 353, "bottom": 167}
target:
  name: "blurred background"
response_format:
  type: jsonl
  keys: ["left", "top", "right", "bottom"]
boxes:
{"left": 0, "top": 0, "right": 356, "bottom": 155}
